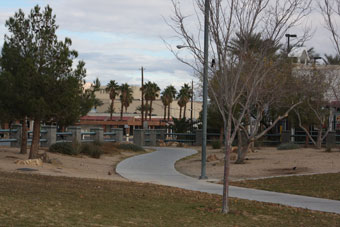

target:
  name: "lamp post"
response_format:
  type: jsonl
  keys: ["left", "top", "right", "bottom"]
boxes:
{"left": 176, "top": 0, "right": 210, "bottom": 180}
{"left": 285, "top": 34, "right": 297, "bottom": 53}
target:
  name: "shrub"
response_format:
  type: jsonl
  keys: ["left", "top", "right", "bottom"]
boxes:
{"left": 277, "top": 142, "right": 300, "bottom": 150}
{"left": 211, "top": 140, "right": 221, "bottom": 149}
{"left": 118, "top": 143, "right": 145, "bottom": 152}
{"left": 49, "top": 142, "right": 78, "bottom": 155}
{"left": 80, "top": 143, "right": 103, "bottom": 159}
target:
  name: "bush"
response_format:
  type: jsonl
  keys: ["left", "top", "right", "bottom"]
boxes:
{"left": 211, "top": 140, "right": 221, "bottom": 149}
{"left": 118, "top": 143, "right": 145, "bottom": 152}
{"left": 80, "top": 143, "right": 103, "bottom": 159}
{"left": 49, "top": 142, "right": 78, "bottom": 155}
{"left": 277, "top": 142, "right": 300, "bottom": 150}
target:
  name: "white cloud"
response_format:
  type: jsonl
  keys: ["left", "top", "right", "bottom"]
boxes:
{"left": 1, "top": 0, "right": 340, "bottom": 94}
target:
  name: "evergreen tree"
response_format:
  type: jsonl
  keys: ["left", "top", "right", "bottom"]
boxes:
{"left": 0, "top": 5, "right": 93, "bottom": 158}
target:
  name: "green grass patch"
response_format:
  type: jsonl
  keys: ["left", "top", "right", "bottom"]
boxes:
{"left": 0, "top": 171, "right": 339, "bottom": 226}
{"left": 231, "top": 173, "right": 340, "bottom": 200}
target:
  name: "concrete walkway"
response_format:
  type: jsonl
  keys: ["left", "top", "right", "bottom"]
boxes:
{"left": 116, "top": 147, "right": 340, "bottom": 214}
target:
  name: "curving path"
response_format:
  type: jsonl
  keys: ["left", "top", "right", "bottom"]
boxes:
{"left": 116, "top": 147, "right": 340, "bottom": 214}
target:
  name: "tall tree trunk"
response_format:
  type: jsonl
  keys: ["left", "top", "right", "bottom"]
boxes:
{"left": 236, "top": 141, "right": 250, "bottom": 164}
{"left": 222, "top": 116, "right": 231, "bottom": 214}
{"left": 20, "top": 117, "right": 27, "bottom": 154}
{"left": 304, "top": 125, "right": 309, "bottom": 147}
{"left": 110, "top": 99, "right": 113, "bottom": 120}
{"left": 179, "top": 107, "right": 182, "bottom": 119}
{"left": 29, "top": 119, "right": 40, "bottom": 159}
{"left": 163, "top": 105, "right": 167, "bottom": 120}
{"left": 145, "top": 100, "right": 149, "bottom": 119}
{"left": 316, "top": 127, "right": 322, "bottom": 149}
{"left": 168, "top": 103, "right": 171, "bottom": 121}
{"left": 120, "top": 101, "right": 124, "bottom": 120}
{"left": 149, "top": 101, "right": 153, "bottom": 120}
{"left": 183, "top": 103, "right": 187, "bottom": 118}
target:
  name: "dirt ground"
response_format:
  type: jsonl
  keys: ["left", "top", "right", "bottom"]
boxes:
{"left": 0, "top": 146, "right": 139, "bottom": 181}
{"left": 2, "top": 145, "right": 340, "bottom": 183}
{"left": 175, "top": 147, "right": 340, "bottom": 181}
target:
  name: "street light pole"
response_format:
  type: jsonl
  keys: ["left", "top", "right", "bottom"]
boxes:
{"left": 285, "top": 34, "right": 297, "bottom": 53}
{"left": 176, "top": 0, "right": 209, "bottom": 179}
{"left": 141, "top": 67, "right": 144, "bottom": 129}
{"left": 200, "top": 0, "right": 210, "bottom": 180}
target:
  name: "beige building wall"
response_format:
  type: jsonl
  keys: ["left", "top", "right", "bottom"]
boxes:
{"left": 94, "top": 85, "right": 202, "bottom": 119}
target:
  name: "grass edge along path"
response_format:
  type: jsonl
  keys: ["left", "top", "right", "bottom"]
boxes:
{"left": 231, "top": 172, "right": 340, "bottom": 201}
{"left": 0, "top": 171, "right": 340, "bottom": 226}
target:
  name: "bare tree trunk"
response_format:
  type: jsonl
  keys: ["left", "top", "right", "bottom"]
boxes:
{"left": 222, "top": 118, "right": 231, "bottom": 214}
{"left": 316, "top": 127, "right": 323, "bottom": 149}
{"left": 164, "top": 105, "right": 167, "bottom": 120}
{"left": 183, "top": 103, "right": 187, "bottom": 118}
{"left": 179, "top": 107, "right": 182, "bottom": 119}
{"left": 168, "top": 104, "right": 171, "bottom": 121}
{"left": 29, "top": 119, "right": 40, "bottom": 159}
{"left": 145, "top": 100, "right": 149, "bottom": 119}
{"left": 110, "top": 99, "right": 113, "bottom": 120}
{"left": 236, "top": 142, "right": 250, "bottom": 164}
{"left": 149, "top": 101, "right": 153, "bottom": 120}
{"left": 20, "top": 117, "right": 27, "bottom": 154}
{"left": 120, "top": 101, "right": 124, "bottom": 120}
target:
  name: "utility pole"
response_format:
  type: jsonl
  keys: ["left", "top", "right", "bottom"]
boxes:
{"left": 141, "top": 67, "right": 144, "bottom": 129}
{"left": 191, "top": 80, "right": 194, "bottom": 132}
{"left": 200, "top": 0, "right": 210, "bottom": 180}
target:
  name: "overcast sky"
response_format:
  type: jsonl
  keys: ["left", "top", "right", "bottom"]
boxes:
{"left": 0, "top": 0, "right": 338, "bottom": 91}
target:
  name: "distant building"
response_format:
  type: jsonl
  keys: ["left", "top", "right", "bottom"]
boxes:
{"left": 77, "top": 85, "right": 203, "bottom": 133}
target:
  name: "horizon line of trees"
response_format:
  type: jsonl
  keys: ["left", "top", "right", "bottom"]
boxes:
{"left": 99, "top": 80, "right": 194, "bottom": 121}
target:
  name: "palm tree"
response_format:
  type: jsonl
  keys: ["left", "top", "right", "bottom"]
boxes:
{"left": 161, "top": 95, "right": 167, "bottom": 120}
{"left": 229, "top": 32, "right": 280, "bottom": 60}
{"left": 105, "top": 80, "right": 119, "bottom": 120}
{"left": 119, "top": 83, "right": 133, "bottom": 119}
{"left": 177, "top": 84, "right": 192, "bottom": 119}
{"left": 162, "top": 85, "right": 177, "bottom": 121}
{"left": 143, "top": 82, "right": 160, "bottom": 120}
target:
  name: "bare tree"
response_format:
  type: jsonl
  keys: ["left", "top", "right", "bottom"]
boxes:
{"left": 293, "top": 65, "right": 332, "bottom": 149}
{"left": 168, "top": 0, "right": 311, "bottom": 213}
{"left": 320, "top": 0, "right": 340, "bottom": 56}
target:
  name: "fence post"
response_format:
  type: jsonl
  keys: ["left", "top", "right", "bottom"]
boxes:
{"left": 91, "top": 128, "right": 104, "bottom": 143}
{"left": 67, "top": 126, "right": 81, "bottom": 143}
{"left": 194, "top": 129, "right": 203, "bottom": 146}
{"left": 41, "top": 125, "right": 56, "bottom": 147}
{"left": 155, "top": 129, "right": 166, "bottom": 141}
{"left": 326, "top": 131, "right": 336, "bottom": 149}
{"left": 133, "top": 129, "right": 144, "bottom": 146}
{"left": 281, "top": 131, "right": 291, "bottom": 144}
{"left": 112, "top": 128, "right": 123, "bottom": 142}
{"left": 10, "top": 124, "right": 22, "bottom": 148}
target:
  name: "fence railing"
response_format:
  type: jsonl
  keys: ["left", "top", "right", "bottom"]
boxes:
{"left": 0, "top": 125, "right": 123, "bottom": 148}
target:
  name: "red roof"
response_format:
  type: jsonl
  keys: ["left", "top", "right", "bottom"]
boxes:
{"left": 80, "top": 116, "right": 134, "bottom": 121}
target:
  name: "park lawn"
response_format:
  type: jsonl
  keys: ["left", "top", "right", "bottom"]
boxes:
{"left": 231, "top": 173, "right": 340, "bottom": 201}
{"left": 0, "top": 172, "right": 340, "bottom": 226}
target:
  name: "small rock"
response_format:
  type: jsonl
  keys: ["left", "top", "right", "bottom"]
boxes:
{"left": 15, "top": 159, "right": 43, "bottom": 166}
